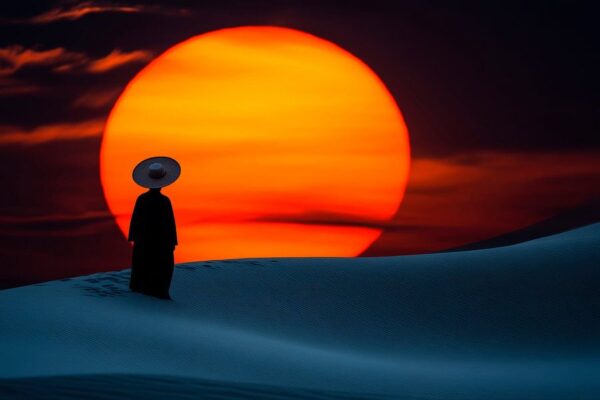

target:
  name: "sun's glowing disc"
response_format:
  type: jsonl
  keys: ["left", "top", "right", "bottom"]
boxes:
{"left": 101, "top": 26, "right": 410, "bottom": 261}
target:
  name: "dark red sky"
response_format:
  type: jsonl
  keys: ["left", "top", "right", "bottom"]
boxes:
{"left": 1, "top": 1, "right": 599, "bottom": 288}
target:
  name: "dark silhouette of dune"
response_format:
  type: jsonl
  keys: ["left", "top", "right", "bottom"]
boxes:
{"left": 448, "top": 197, "right": 600, "bottom": 251}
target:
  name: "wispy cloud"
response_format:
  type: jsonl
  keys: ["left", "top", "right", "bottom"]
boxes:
{"left": 5, "top": 1, "right": 190, "bottom": 25}
{"left": 71, "top": 87, "right": 122, "bottom": 109}
{"left": 0, "top": 211, "right": 114, "bottom": 234}
{"left": 0, "top": 119, "right": 104, "bottom": 146}
{"left": 247, "top": 211, "right": 421, "bottom": 231}
{"left": 0, "top": 46, "right": 85, "bottom": 76}
{"left": 0, "top": 45, "right": 152, "bottom": 76}
{"left": 86, "top": 49, "right": 152, "bottom": 73}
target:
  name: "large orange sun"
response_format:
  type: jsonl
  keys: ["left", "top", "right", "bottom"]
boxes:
{"left": 101, "top": 26, "right": 410, "bottom": 262}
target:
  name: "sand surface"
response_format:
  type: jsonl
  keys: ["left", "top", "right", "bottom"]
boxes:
{"left": 1, "top": 224, "right": 599, "bottom": 399}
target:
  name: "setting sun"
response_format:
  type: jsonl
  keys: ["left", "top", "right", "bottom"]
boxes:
{"left": 100, "top": 26, "right": 410, "bottom": 261}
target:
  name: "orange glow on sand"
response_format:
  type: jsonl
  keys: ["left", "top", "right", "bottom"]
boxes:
{"left": 101, "top": 26, "right": 410, "bottom": 261}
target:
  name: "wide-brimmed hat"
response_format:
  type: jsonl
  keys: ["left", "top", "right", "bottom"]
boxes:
{"left": 132, "top": 156, "right": 181, "bottom": 189}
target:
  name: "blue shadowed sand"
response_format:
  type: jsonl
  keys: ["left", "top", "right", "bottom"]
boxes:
{"left": 1, "top": 224, "right": 599, "bottom": 399}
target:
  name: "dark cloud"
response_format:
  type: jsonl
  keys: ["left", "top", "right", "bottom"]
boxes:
{"left": 3, "top": 1, "right": 190, "bottom": 25}
{"left": 0, "top": 118, "right": 103, "bottom": 145}
{"left": 247, "top": 212, "right": 422, "bottom": 232}
{"left": 0, "top": 211, "right": 114, "bottom": 236}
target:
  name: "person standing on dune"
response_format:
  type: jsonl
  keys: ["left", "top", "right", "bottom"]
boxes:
{"left": 128, "top": 156, "right": 180, "bottom": 300}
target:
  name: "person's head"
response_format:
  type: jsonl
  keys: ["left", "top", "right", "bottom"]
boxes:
{"left": 132, "top": 156, "right": 181, "bottom": 190}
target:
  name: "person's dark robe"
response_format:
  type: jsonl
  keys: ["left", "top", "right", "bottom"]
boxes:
{"left": 128, "top": 189, "right": 177, "bottom": 299}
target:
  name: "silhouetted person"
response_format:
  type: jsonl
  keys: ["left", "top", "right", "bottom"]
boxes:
{"left": 129, "top": 157, "right": 181, "bottom": 299}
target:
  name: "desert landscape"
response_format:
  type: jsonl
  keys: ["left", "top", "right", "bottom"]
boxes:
{"left": 1, "top": 224, "right": 598, "bottom": 399}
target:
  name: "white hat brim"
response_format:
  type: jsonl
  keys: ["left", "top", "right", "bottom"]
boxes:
{"left": 132, "top": 156, "right": 181, "bottom": 189}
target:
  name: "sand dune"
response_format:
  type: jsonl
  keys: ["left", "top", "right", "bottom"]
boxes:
{"left": 1, "top": 224, "right": 599, "bottom": 399}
